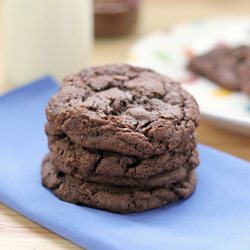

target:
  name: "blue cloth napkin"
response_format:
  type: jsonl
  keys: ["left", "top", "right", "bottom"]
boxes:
{"left": 0, "top": 77, "right": 250, "bottom": 250}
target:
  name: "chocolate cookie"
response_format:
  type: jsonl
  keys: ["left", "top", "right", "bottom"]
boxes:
{"left": 46, "top": 64, "right": 199, "bottom": 158}
{"left": 42, "top": 156, "right": 197, "bottom": 213}
{"left": 188, "top": 45, "right": 250, "bottom": 91}
{"left": 47, "top": 133, "right": 197, "bottom": 179}
{"left": 49, "top": 149, "right": 198, "bottom": 187}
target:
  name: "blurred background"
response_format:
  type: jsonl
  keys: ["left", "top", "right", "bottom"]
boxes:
{"left": 92, "top": 0, "right": 250, "bottom": 64}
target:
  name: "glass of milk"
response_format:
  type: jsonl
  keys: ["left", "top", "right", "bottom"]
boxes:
{"left": 2, "top": 0, "right": 93, "bottom": 87}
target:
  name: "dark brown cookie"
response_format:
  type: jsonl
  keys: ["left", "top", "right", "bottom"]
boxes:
{"left": 46, "top": 64, "right": 199, "bottom": 158}
{"left": 188, "top": 45, "right": 250, "bottom": 91}
{"left": 42, "top": 156, "right": 197, "bottom": 213}
{"left": 47, "top": 133, "right": 198, "bottom": 179}
{"left": 49, "top": 150, "right": 198, "bottom": 187}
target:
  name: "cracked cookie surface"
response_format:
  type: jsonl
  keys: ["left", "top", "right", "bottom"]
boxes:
{"left": 42, "top": 155, "right": 197, "bottom": 213}
{"left": 48, "top": 135, "right": 198, "bottom": 181}
{"left": 48, "top": 150, "right": 198, "bottom": 187}
{"left": 46, "top": 64, "right": 199, "bottom": 158}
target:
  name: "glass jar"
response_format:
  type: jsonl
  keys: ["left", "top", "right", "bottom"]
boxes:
{"left": 3, "top": 0, "right": 93, "bottom": 87}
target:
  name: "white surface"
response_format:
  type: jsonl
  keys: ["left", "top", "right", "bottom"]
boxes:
{"left": 128, "top": 17, "right": 250, "bottom": 136}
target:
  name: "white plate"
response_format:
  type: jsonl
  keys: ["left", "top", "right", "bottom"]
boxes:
{"left": 128, "top": 17, "right": 250, "bottom": 136}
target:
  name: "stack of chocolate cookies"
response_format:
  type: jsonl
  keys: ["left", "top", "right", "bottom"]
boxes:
{"left": 42, "top": 64, "right": 200, "bottom": 213}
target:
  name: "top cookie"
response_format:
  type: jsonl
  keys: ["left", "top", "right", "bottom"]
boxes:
{"left": 46, "top": 64, "right": 199, "bottom": 158}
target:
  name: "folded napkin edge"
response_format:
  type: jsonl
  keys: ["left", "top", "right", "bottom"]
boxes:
{"left": 0, "top": 76, "right": 58, "bottom": 99}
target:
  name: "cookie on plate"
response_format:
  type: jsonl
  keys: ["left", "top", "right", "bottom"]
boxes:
{"left": 188, "top": 45, "right": 250, "bottom": 91}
